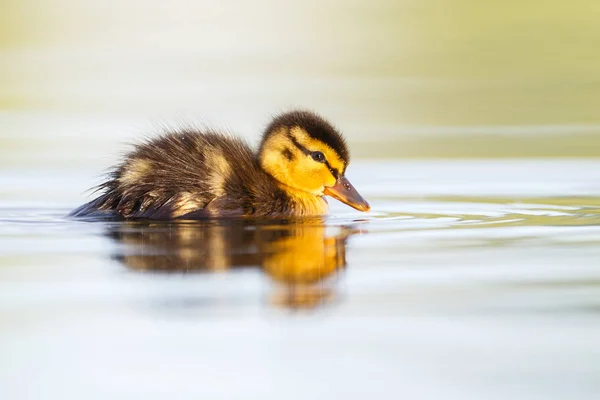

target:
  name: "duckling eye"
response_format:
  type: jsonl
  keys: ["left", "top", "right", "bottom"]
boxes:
{"left": 311, "top": 151, "right": 325, "bottom": 163}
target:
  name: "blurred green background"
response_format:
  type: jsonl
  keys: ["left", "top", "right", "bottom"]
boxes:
{"left": 2, "top": 0, "right": 600, "bottom": 165}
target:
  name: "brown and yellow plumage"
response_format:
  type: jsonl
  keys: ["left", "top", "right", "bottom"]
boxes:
{"left": 71, "top": 110, "right": 369, "bottom": 220}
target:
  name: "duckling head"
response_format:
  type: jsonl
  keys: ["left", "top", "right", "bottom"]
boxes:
{"left": 258, "top": 111, "right": 370, "bottom": 212}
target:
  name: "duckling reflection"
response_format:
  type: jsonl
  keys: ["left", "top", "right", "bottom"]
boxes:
{"left": 107, "top": 220, "right": 354, "bottom": 308}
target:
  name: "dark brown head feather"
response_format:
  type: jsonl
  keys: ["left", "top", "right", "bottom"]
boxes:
{"left": 261, "top": 110, "right": 349, "bottom": 164}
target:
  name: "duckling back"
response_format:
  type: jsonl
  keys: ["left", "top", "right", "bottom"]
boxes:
{"left": 71, "top": 130, "right": 285, "bottom": 219}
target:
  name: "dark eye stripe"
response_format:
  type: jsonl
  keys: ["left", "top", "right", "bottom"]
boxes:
{"left": 282, "top": 148, "right": 294, "bottom": 161}
{"left": 326, "top": 162, "right": 340, "bottom": 179}
{"left": 287, "top": 133, "right": 311, "bottom": 155}
{"left": 288, "top": 131, "right": 340, "bottom": 179}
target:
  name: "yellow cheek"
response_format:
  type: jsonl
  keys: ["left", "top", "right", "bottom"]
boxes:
{"left": 323, "top": 172, "right": 336, "bottom": 187}
{"left": 293, "top": 162, "right": 335, "bottom": 193}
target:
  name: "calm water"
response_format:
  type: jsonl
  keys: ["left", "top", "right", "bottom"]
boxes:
{"left": 1, "top": 159, "right": 600, "bottom": 399}
{"left": 3, "top": 1, "right": 600, "bottom": 397}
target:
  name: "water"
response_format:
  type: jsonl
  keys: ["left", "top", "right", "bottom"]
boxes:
{"left": 1, "top": 159, "right": 600, "bottom": 399}
{"left": 3, "top": 0, "right": 600, "bottom": 397}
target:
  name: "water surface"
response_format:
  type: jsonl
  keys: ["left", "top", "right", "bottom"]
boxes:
{"left": 1, "top": 159, "right": 599, "bottom": 399}
{"left": 3, "top": 1, "right": 600, "bottom": 398}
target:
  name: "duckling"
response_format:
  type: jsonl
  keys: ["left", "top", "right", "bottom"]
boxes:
{"left": 71, "top": 110, "right": 370, "bottom": 219}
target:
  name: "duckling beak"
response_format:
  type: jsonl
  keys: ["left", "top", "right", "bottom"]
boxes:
{"left": 324, "top": 176, "right": 370, "bottom": 212}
